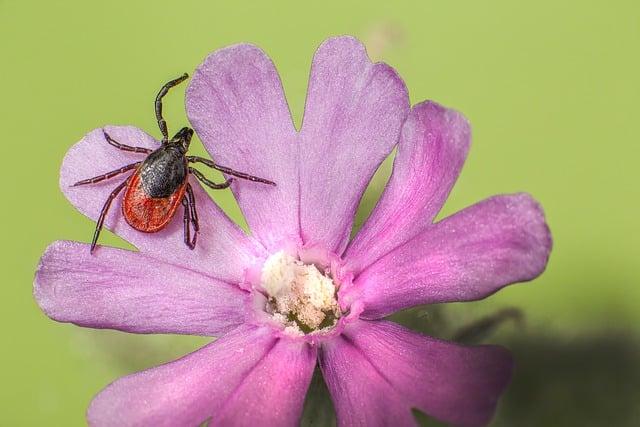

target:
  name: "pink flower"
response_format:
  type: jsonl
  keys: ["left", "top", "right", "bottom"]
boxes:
{"left": 34, "top": 36, "right": 552, "bottom": 427}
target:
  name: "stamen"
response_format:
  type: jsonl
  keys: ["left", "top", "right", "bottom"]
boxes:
{"left": 261, "top": 251, "right": 341, "bottom": 334}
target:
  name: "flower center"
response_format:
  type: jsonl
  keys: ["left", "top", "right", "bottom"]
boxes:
{"left": 260, "top": 251, "right": 341, "bottom": 334}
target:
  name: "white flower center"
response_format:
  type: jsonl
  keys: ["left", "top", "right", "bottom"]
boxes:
{"left": 261, "top": 251, "right": 341, "bottom": 334}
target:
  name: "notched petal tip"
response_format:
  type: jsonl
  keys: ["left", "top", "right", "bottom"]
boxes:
{"left": 311, "top": 35, "right": 410, "bottom": 106}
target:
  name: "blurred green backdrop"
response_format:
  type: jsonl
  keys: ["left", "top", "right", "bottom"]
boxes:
{"left": 1, "top": 0, "right": 639, "bottom": 425}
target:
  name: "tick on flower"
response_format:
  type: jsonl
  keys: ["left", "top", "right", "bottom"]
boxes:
{"left": 35, "top": 36, "right": 552, "bottom": 427}
{"left": 71, "top": 73, "right": 275, "bottom": 252}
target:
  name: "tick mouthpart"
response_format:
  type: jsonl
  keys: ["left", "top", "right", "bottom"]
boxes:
{"left": 172, "top": 127, "right": 194, "bottom": 141}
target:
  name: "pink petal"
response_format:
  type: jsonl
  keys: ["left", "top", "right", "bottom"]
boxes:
{"left": 216, "top": 332, "right": 317, "bottom": 426}
{"left": 186, "top": 44, "right": 300, "bottom": 251}
{"left": 60, "top": 125, "right": 266, "bottom": 285}
{"left": 321, "top": 320, "right": 512, "bottom": 427}
{"left": 34, "top": 241, "right": 247, "bottom": 336}
{"left": 345, "top": 101, "right": 470, "bottom": 274}
{"left": 87, "top": 325, "right": 316, "bottom": 427}
{"left": 299, "top": 36, "right": 410, "bottom": 254}
{"left": 320, "top": 333, "right": 419, "bottom": 427}
{"left": 341, "top": 193, "right": 552, "bottom": 318}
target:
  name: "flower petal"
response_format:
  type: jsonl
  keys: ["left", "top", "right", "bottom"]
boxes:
{"left": 216, "top": 333, "right": 317, "bottom": 426}
{"left": 186, "top": 44, "right": 299, "bottom": 251}
{"left": 319, "top": 333, "right": 418, "bottom": 427}
{"left": 344, "top": 101, "right": 470, "bottom": 274}
{"left": 60, "top": 125, "right": 266, "bottom": 284}
{"left": 341, "top": 193, "right": 552, "bottom": 318}
{"left": 320, "top": 320, "right": 512, "bottom": 427}
{"left": 87, "top": 324, "right": 316, "bottom": 427}
{"left": 299, "top": 36, "right": 410, "bottom": 253}
{"left": 34, "top": 241, "right": 248, "bottom": 336}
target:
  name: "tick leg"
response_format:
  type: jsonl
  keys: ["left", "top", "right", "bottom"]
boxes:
{"left": 189, "top": 167, "right": 234, "bottom": 190}
{"left": 155, "top": 73, "right": 189, "bottom": 142}
{"left": 90, "top": 178, "right": 129, "bottom": 253}
{"left": 181, "top": 196, "right": 196, "bottom": 250}
{"left": 187, "top": 156, "right": 276, "bottom": 185}
{"left": 103, "top": 130, "right": 152, "bottom": 154}
{"left": 186, "top": 183, "right": 199, "bottom": 234}
{"left": 71, "top": 162, "right": 141, "bottom": 187}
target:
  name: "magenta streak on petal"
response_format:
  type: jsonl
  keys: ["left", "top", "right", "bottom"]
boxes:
{"left": 328, "top": 320, "right": 513, "bottom": 427}
{"left": 60, "top": 125, "right": 267, "bottom": 286}
{"left": 34, "top": 241, "right": 248, "bottom": 336}
{"left": 87, "top": 325, "right": 276, "bottom": 427}
{"left": 341, "top": 193, "right": 552, "bottom": 319}
{"left": 298, "top": 36, "right": 410, "bottom": 255}
{"left": 320, "top": 331, "right": 420, "bottom": 427}
{"left": 88, "top": 324, "right": 316, "bottom": 427}
{"left": 344, "top": 101, "right": 471, "bottom": 275}
{"left": 186, "top": 44, "right": 300, "bottom": 252}
{"left": 216, "top": 337, "right": 317, "bottom": 426}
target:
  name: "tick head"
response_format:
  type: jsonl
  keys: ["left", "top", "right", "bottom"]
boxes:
{"left": 170, "top": 127, "right": 194, "bottom": 153}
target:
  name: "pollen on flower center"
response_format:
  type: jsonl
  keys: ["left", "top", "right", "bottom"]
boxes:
{"left": 261, "top": 251, "right": 341, "bottom": 334}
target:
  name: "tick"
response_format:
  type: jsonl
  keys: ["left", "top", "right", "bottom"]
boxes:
{"left": 72, "top": 73, "right": 275, "bottom": 253}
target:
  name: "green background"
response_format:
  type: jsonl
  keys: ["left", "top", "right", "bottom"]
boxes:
{"left": 1, "top": 0, "right": 639, "bottom": 425}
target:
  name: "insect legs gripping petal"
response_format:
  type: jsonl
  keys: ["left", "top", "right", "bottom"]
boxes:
{"left": 72, "top": 74, "right": 275, "bottom": 253}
